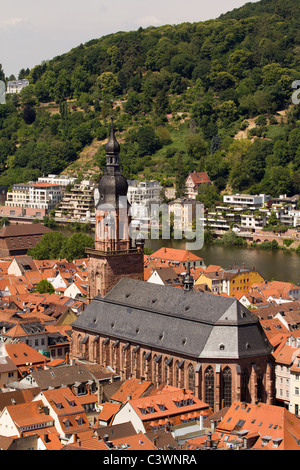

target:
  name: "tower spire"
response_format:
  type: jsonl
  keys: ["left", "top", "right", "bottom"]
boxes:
{"left": 105, "top": 117, "right": 120, "bottom": 167}
{"left": 183, "top": 260, "right": 194, "bottom": 291}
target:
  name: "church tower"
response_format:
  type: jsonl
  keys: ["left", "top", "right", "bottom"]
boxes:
{"left": 86, "top": 121, "right": 144, "bottom": 300}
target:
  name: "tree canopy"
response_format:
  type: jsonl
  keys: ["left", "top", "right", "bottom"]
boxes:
{"left": 27, "top": 231, "right": 95, "bottom": 261}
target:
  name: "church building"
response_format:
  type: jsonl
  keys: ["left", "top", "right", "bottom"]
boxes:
{"left": 70, "top": 124, "right": 275, "bottom": 412}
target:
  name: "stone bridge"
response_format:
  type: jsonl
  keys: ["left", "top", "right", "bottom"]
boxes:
{"left": 252, "top": 231, "right": 300, "bottom": 249}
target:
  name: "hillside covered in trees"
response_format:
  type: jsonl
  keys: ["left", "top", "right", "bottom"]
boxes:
{"left": 0, "top": 0, "right": 300, "bottom": 206}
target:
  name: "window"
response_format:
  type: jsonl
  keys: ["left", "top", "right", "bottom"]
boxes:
{"left": 222, "top": 367, "right": 232, "bottom": 408}
{"left": 188, "top": 364, "right": 195, "bottom": 394}
{"left": 205, "top": 367, "right": 214, "bottom": 410}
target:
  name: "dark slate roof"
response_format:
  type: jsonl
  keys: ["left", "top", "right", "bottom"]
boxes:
{"left": 72, "top": 278, "right": 273, "bottom": 360}
{"left": 30, "top": 364, "right": 96, "bottom": 389}
{"left": 94, "top": 421, "right": 136, "bottom": 440}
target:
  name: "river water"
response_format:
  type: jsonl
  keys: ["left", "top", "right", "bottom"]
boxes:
{"left": 56, "top": 227, "right": 300, "bottom": 285}
{"left": 145, "top": 238, "right": 300, "bottom": 285}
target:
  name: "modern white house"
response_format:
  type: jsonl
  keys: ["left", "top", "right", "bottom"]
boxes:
{"left": 223, "top": 194, "right": 271, "bottom": 209}
{"left": 38, "top": 174, "right": 77, "bottom": 187}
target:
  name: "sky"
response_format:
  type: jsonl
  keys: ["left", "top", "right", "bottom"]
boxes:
{"left": 0, "top": 0, "right": 260, "bottom": 77}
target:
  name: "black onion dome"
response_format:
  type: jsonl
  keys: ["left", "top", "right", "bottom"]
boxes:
{"left": 98, "top": 173, "right": 128, "bottom": 206}
{"left": 105, "top": 122, "right": 120, "bottom": 155}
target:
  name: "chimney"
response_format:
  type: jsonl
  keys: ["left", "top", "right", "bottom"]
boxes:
{"left": 98, "top": 384, "right": 104, "bottom": 403}
{"left": 44, "top": 406, "right": 50, "bottom": 415}
{"left": 199, "top": 414, "right": 204, "bottom": 431}
{"left": 205, "top": 432, "right": 212, "bottom": 448}
{"left": 44, "top": 434, "right": 50, "bottom": 443}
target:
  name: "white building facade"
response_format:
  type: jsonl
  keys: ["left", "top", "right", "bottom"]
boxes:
{"left": 5, "top": 183, "right": 63, "bottom": 212}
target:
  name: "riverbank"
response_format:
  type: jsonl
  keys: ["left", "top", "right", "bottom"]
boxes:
{"left": 144, "top": 237, "right": 300, "bottom": 285}
{"left": 52, "top": 224, "right": 300, "bottom": 285}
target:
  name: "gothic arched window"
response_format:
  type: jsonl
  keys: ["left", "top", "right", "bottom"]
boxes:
{"left": 164, "top": 358, "right": 168, "bottom": 383}
{"left": 205, "top": 366, "right": 214, "bottom": 410}
{"left": 222, "top": 367, "right": 232, "bottom": 408}
{"left": 241, "top": 368, "right": 251, "bottom": 403}
{"left": 188, "top": 364, "right": 195, "bottom": 394}
{"left": 175, "top": 361, "right": 180, "bottom": 388}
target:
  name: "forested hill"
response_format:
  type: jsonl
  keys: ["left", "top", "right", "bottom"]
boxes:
{"left": 0, "top": 0, "right": 300, "bottom": 206}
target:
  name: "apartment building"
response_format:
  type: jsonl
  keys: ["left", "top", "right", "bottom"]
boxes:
{"left": 127, "top": 180, "right": 163, "bottom": 206}
{"left": 240, "top": 213, "right": 268, "bottom": 232}
{"left": 4, "top": 183, "right": 63, "bottom": 214}
{"left": 55, "top": 180, "right": 95, "bottom": 221}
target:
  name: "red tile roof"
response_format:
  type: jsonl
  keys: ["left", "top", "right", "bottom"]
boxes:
{"left": 150, "top": 247, "right": 203, "bottom": 263}
{"left": 5, "top": 342, "right": 49, "bottom": 367}
{"left": 5, "top": 400, "right": 55, "bottom": 431}
{"left": 110, "top": 377, "right": 153, "bottom": 403}
{"left": 216, "top": 401, "right": 300, "bottom": 450}
{"left": 97, "top": 402, "right": 121, "bottom": 424}
{"left": 187, "top": 172, "right": 211, "bottom": 185}
{"left": 127, "top": 388, "right": 212, "bottom": 431}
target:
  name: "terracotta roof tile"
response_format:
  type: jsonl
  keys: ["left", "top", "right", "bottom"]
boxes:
{"left": 111, "top": 377, "right": 153, "bottom": 403}
{"left": 5, "top": 342, "right": 49, "bottom": 367}
{"left": 150, "top": 247, "right": 203, "bottom": 263}
{"left": 6, "top": 400, "right": 55, "bottom": 429}
{"left": 216, "top": 401, "right": 300, "bottom": 450}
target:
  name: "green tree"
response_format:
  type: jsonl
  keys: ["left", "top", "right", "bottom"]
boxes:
{"left": 54, "top": 70, "right": 71, "bottom": 102}
{"left": 0, "top": 64, "right": 5, "bottom": 82}
{"left": 228, "top": 49, "right": 253, "bottom": 79}
{"left": 59, "top": 233, "right": 95, "bottom": 261}
{"left": 196, "top": 184, "right": 221, "bottom": 209}
{"left": 28, "top": 232, "right": 65, "bottom": 260}
{"left": 136, "top": 125, "right": 161, "bottom": 156}
{"left": 34, "top": 279, "right": 55, "bottom": 294}
{"left": 97, "top": 72, "right": 120, "bottom": 100}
